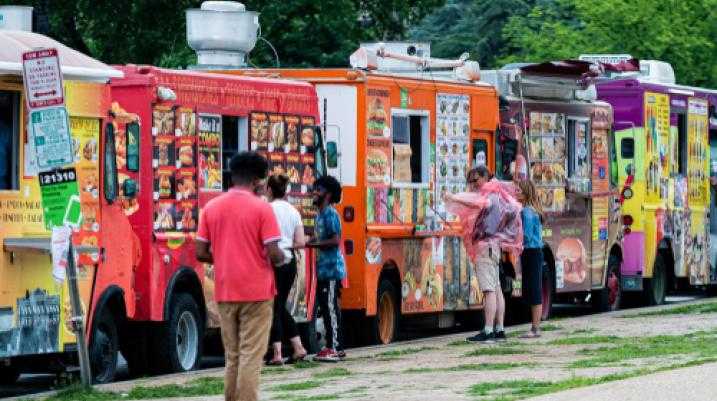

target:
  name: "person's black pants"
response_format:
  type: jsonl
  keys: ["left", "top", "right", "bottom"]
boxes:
{"left": 269, "top": 258, "right": 299, "bottom": 344}
{"left": 316, "top": 279, "right": 343, "bottom": 351}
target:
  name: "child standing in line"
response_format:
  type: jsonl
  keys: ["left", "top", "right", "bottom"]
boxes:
{"left": 516, "top": 180, "right": 545, "bottom": 338}
{"left": 307, "top": 175, "right": 346, "bottom": 362}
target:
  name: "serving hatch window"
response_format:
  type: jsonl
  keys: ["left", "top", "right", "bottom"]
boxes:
{"left": 391, "top": 111, "right": 429, "bottom": 184}
{"left": 0, "top": 91, "right": 20, "bottom": 191}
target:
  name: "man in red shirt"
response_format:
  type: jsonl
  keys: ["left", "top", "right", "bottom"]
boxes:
{"left": 196, "top": 151, "right": 284, "bottom": 401}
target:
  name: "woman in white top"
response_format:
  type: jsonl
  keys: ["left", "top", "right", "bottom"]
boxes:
{"left": 267, "top": 174, "right": 307, "bottom": 364}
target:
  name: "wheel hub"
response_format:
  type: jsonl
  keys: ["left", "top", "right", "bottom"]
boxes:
{"left": 176, "top": 311, "right": 198, "bottom": 371}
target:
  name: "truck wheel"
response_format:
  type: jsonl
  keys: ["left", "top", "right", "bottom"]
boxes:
{"left": 644, "top": 253, "right": 667, "bottom": 306}
{"left": 154, "top": 294, "right": 203, "bottom": 373}
{"left": 120, "top": 324, "right": 150, "bottom": 378}
{"left": 541, "top": 260, "right": 554, "bottom": 320}
{"left": 593, "top": 255, "right": 622, "bottom": 312}
{"left": 0, "top": 365, "right": 20, "bottom": 385}
{"left": 89, "top": 310, "right": 119, "bottom": 384}
{"left": 371, "top": 279, "right": 399, "bottom": 344}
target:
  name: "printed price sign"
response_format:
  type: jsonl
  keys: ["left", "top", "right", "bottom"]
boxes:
{"left": 30, "top": 107, "right": 74, "bottom": 171}
{"left": 39, "top": 167, "right": 82, "bottom": 229}
{"left": 22, "top": 48, "right": 64, "bottom": 109}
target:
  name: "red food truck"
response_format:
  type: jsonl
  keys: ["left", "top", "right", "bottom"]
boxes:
{"left": 100, "top": 65, "right": 323, "bottom": 381}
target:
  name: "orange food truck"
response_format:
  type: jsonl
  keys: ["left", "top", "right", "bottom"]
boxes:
{"left": 220, "top": 42, "right": 502, "bottom": 344}
{"left": 0, "top": 26, "right": 124, "bottom": 383}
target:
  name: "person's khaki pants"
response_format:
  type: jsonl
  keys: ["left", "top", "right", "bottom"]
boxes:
{"left": 218, "top": 300, "right": 273, "bottom": 401}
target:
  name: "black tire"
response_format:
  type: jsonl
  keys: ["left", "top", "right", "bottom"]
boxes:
{"left": 540, "top": 259, "right": 554, "bottom": 320}
{"left": 89, "top": 310, "right": 119, "bottom": 384}
{"left": 644, "top": 253, "right": 667, "bottom": 306}
{"left": 0, "top": 365, "right": 20, "bottom": 385}
{"left": 457, "top": 310, "right": 486, "bottom": 331}
{"left": 593, "top": 255, "right": 622, "bottom": 312}
{"left": 152, "top": 293, "right": 204, "bottom": 373}
{"left": 371, "top": 279, "right": 400, "bottom": 345}
{"left": 120, "top": 323, "right": 150, "bottom": 378}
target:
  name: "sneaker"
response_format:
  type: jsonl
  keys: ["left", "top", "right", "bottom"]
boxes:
{"left": 314, "top": 348, "right": 340, "bottom": 362}
{"left": 494, "top": 331, "right": 507, "bottom": 342}
{"left": 466, "top": 332, "right": 495, "bottom": 343}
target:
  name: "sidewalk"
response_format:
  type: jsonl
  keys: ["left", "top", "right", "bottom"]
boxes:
{"left": 525, "top": 362, "right": 717, "bottom": 401}
{"left": 13, "top": 298, "right": 717, "bottom": 401}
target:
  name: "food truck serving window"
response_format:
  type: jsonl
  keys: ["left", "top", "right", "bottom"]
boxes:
{"left": 0, "top": 91, "right": 20, "bottom": 191}
{"left": 391, "top": 111, "right": 429, "bottom": 184}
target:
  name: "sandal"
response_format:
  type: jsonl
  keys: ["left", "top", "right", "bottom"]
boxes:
{"left": 519, "top": 330, "right": 541, "bottom": 339}
{"left": 266, "top": 358, "right": 285, "bottom": 366}
{"left": 288, "top": 352, "right": 307, "bottom": 364}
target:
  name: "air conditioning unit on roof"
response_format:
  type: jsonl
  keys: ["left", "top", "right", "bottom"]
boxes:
{"left": 639, "top": 60, "right": 675, "bottom": 85}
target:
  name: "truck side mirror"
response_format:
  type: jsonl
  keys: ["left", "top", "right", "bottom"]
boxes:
{"left": 326, "top": 141, "right": 338, "bottom": 168}
{"left": 123, "top": 178, "right": 138, "bottom": 198}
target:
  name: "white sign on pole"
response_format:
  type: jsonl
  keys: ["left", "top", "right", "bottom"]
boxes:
{"left": 30, "top": 107, "right": 74, "bottom": 171}
{"left": 22, "top": 48, "right": 65, "bottom": 109}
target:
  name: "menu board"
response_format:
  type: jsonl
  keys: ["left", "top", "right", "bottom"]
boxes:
{"left": 367, "top": 187, "right": 429, "bottom": 224}
{"left": 688, "top": 98, "right": 709, "bottom": 203}
{"left": 528, "top": 111, "right": 566, "bottom": 213}
{"left": 152, "top": 106, "right": 198, "bottom": 232}
{"left": 198, "top": 114, "right": 222, "bottom": 191}
{"left": 435, "top": 94, "right": 470, "bottom": 219}
{"left": 253, "top": 113, "right": 319, "bottom": 233}
{"left": 644, "top": 92, "right": 669, "bottom": 200}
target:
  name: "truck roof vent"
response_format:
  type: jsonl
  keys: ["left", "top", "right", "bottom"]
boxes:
{"left": 186, "top": 1, "right": 259, "bottom": 69}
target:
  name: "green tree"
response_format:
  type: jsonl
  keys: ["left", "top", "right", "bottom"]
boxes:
{"left": 502, "top": 0, "right": 717, "bottom": 87}
{"left": 1, "top": 0, "right": 445, "bottom": 69}
{"left": 409, "top": 0, "right": 535, "bottom": 69}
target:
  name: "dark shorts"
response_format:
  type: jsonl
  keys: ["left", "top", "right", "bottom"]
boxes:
{"left": 521, "top": 248, "right": 544, "bottom": 306}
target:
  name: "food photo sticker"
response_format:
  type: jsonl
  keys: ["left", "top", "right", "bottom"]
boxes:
{"left": 176, "top": 200, "right": 198, "bottom": 232}
{"left": 366, "top": 137, "right": 392, "bottom": 187}
{"left": 367, "top": 89, "right": 390, "bottom": 138}
{"left": 155, "top": 167, "right": 175, "bottom": 199}
{"left": 365, "top": 237, "right": 382, "bottom": 264}
{"left": 154, "top": 200, "right": 177, "bottom": 232}
{"left": 300, "top": 116, "right": 316, "bottom": 153}
{"left": 268, "top": 114, "right": 286, "bottom": 152}
{"left": 153, "top": 107, "right": 174, "bottom": 136}
{"left": 250, "top": 112, "right": 269, "bottom": 151}
{"left": 175, "top": 169, "right": 197, "bottom": 201}
{"left": 269, "top": 152, "right": 287, "bottom": 176}
{"left": 285, "top": 115, "right": 301, "bottom": 152}
{"left": 176, "top": 136, "right": 196, "bottom": 169}
{"left": 175, "top": 108, "right": 196, "bottom": 137}
{"left": 300, "top": 153, "right": 316, "bottom": 189}
{"left": 285, "top": 152, "right": 302, "bottom": 193}
{"left": 153, "top": 136, "right": 176, "bottom": 167}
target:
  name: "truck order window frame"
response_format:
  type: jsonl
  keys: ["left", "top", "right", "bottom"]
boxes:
{"left": 0, "top": 91, "right": 20, "bottom": 191}
{"left": 390, "top": 108, "right": 430, "bottom": 187}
